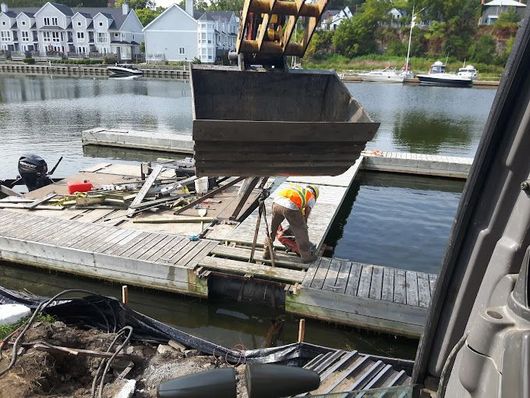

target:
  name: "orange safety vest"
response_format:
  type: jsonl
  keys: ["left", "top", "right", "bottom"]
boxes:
{"left": 277, "top": 184, "right": 314, "bottom": 211}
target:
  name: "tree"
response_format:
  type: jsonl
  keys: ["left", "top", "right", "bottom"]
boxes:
{"left": 306, "top": 31, "right": 334, "bottom": 59}
{"left": 467, "top": 35, "right": 496, "bottom": 64}
{"left": 115, "top": 0, "right": 156, "bottom": 10}
{"left": 136, "top": 7, "right": 164, "bottom": 26}
{"left": 207, "top": 0, "right": 244, "bottom": 11}
{"left": 6, "top": 0, "right": 106, "bottom": 5}
{"left": 333, "top": 0, "right": 392, "bottom": 57}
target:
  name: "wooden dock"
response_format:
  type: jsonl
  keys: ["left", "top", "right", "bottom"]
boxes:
{"left": 0, "top": 161, "right": 438, "bottom": 337}
{"left": 81, "top": 128, "right": 194, "bottom": 154}
{"left": 80, "top": 129, "right": 473, "bottom": 179}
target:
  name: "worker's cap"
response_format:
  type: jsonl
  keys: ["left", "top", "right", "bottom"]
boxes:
{"left": 307, "top": 185, "right": 319, "bottom": 200}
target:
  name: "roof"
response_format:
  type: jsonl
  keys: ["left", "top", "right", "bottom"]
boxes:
{"left": 202, "top": 11, "right": 235, "bottom": 23}
{"left": 1, "top": 5, "right": 134, "bottom": 30}
{"left": 484, "top": 0, "right": 526, "bottom": 6}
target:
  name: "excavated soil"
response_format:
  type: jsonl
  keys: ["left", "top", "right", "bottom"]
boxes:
{"left": 0, "top": 321, "right": 247, "bottom": 398}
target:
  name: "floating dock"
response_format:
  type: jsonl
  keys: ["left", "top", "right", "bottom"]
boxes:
{"left": 0, "top": 160, "right": 439, "bottom": 337}
{"left": 81, "top": 128, "right": 473, "bottom": 179}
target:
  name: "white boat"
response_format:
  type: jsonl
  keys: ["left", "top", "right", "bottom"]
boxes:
{"left": 417, "top": 61, "right": 473, "bottom": 87}
{"left": 358, "top": 67, "right": 405, "bottom": 83}
{"left": 457, "top": 65, "right": 478, "bottom": 80}
{"left": 107, "top": 64, "right": 143, "bottom": 77}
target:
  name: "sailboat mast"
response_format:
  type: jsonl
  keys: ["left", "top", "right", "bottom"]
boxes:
{"left": 405, "top": 7, "right": 414, "bottom": 73}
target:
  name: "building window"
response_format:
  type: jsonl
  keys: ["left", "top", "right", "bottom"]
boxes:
{"left": 44, "top": 17, "right": 50, "bottom": 25}
{"left": 97, "top": 32, "right": 106, "bottom": 43}
{"left": 22, "top": 21, "right": 26, "bottom": 25}
{"left": 77, "top": 31, "right": 84, "bottom": 39}
{"left": 52, "top": 32, "right": 60, "bottom": 42}
{"left": 0, "top": 31, "right": 11, "bottom": 40}
{"left": 51, "top": 17, "right": 58, "bottom": 25}
{"left": 99, "top": 21, "right": 103, "bottom": 27}
{"left": 179, "top": 47, "right": 184, "bottom": 54}
{"left": 43, "top": 31, "right": 50, "bottom": 41}
{"left": 114, "top": 32, "right": 119, "bottom": 37}
{"left": 21, "top": 31, "right": 29, "bottom": 41}
{"left": 78, "top": 21, "right": 81, "bottom": 26}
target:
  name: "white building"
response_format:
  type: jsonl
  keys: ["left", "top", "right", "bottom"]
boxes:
{"left": 143, "top": 2, "right": 238, "bottom": 63}
{"left": 480, "top": 0, "right": 526, "bottom": 25}
{"left": 0, "top": 2, "right": 144, "bottom": 60}
{"left": 319, "top": 7, "right": 352, "bottom": 31}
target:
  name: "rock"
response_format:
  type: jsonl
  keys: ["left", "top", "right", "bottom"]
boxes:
{"left": 111, "top": 379, "right": 136, "bottom": 398}
{"left": 168, "top": 340, "right": 186, "bottom": 352}
{"left": 52, "top": 321, "right": 67, "bottom": 328}
{"left": 157, "top": 344, "right": 174, "bottom": 355}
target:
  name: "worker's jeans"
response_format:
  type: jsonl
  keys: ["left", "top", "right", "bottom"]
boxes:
{"left": 266, "top": 203, "right": 313, "bottom": 261}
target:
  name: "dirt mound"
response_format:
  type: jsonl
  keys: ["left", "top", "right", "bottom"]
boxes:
{"left": 0, "top": 321, "right": 248, "bottom": 398}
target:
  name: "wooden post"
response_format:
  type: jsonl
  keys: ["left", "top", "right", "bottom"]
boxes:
{"left": 121, "top": 285, "right": 129, "bottom": 304}
{"left": 297, "top": 319, "right": 306, "bottom": 343}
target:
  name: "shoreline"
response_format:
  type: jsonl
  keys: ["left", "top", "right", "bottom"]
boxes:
{"left": 0, "top": 62, "right": 500, "bottom": 86}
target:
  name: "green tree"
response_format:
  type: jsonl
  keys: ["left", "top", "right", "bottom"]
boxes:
{"left": 467, "top": 35, "right": 496, "bottom": 64}
{"left": 115, "top": 0, "right": 156, "bottom": 9}
{"left": 135, "top": 7, "right": 164, "bottom": 26}
{"left": 496, "top": 9, "right": 521, "bottom": 25}
{"left": 6, "top": 0, "right": 106, "bottom": 5}
{"left": 333, "top": 0, "right": 392, "bottom": 57}
{"left": 207, "top": 0, "right": 244, "bottom": 11}
{"left": 306, "top": 30, "right": 334, "bottom": 59}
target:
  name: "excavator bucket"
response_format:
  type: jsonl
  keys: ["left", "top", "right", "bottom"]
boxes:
{"left": 191, "top": 66, "right": 380, "bottom": 177}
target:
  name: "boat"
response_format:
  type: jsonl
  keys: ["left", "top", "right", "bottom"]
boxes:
{"left": 107, "top": 64, "right": 143, "bottom": 77}
{"left": 358, "top": 67, "right": 405, "bottom": 83}
{"left": 417, "top": 61, "right": 473, "bottom": 87}
{"left": 457, "top": 64, "right": 478, "bottom": 80}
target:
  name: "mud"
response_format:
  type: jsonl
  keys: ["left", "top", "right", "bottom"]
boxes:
{"left": 0, "top": 321, "right": 248, "bottom": 398}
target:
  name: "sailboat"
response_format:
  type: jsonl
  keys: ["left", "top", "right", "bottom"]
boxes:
{"left": 359, "top": 10, "right": 416, "bottom": 83}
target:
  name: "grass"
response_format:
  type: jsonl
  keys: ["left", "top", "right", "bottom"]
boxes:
{"left": 0, "top": 313, "right": 55, "bottom": 340}
{"left": 302, "top": 54, "right": 505, "bottom": 81}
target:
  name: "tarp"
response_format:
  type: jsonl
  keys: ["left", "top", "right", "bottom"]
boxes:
{"left": 0, "top": 286, "right": 332, "bottom": 365}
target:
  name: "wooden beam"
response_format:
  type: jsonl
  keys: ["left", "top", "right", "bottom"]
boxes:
{"left": 127, "top": 164, "right": 163, "bottom": 218}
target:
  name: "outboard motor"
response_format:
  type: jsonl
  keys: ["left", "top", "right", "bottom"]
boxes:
{"left": 18, "top": 154, "right": 53, "bottom": 192}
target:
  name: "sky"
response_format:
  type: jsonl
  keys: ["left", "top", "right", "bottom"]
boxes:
{"left": 153, "top": 0, "right": 180, "bottom": 7}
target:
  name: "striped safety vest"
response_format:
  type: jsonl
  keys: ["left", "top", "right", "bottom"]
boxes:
{"left": 276, "top": 184, "right": 314, "bottom": 211}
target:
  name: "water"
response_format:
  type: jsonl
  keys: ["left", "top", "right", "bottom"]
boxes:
{"left": 0, "top": 75, "right": 497, "bottom": 355}
{"left": 325, "top": 172, "right": 465, "bottom": 274}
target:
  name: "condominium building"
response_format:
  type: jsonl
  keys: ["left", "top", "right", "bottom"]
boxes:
{"left": 143, "top": 2, "right": 238, "bottom": 63}
{"left": 0, "top": 2, "right": 144, "bottom": 60}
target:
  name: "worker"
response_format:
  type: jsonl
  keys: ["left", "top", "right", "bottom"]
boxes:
{"left": 263, "top": 183, "right": 319, "bottom": 263}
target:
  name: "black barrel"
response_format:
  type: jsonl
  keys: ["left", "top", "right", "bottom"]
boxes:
{"left": 157, "top": 368, "right": 237, "bottom": 398}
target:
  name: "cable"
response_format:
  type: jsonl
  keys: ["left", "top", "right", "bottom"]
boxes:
{"left": 437, "top": 332, "right": 469, "bottom": 397}
{"left": 0, "top": 289, "right": 117, "bottom": 378}
{"left": 90, "top": 325, "right": 133, "bottom": 398}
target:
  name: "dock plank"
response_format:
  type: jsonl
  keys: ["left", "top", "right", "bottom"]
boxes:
{"left": 334, "top": 260, "right": 351, "bottom": 294}
{"left": 429, "top": 274, "right": 438, "bottom": 297}
{"left": 344, "top": 262, "right": 362, "bottom": 297}
{"left": 417, "top": 272, "right": 431, "bottom": 308}
{"left": 369, "top": 266, "right": 383, "bottom": 300}
{"left": 199, "top": 256, "right": 305, "bottom": 283}
{"left": 311, "top": 258, "right": 331, "bottom": 289}
{"left": 323, "top": 258, "right": 342, "bottom": 292}
{"left": 381, "top": 267, "right": 395, "bottom": 302}
{"left": 357, "top": 265, "right": 373, "bottom": 298}
{"left": 405, "top": 271, "right": 419, "bottom": 307}
{"left": 394, "top": 269, "right": 407, "bottom": 304}
{"left": 210, "top": 245, "right": 306, "bottom": 269}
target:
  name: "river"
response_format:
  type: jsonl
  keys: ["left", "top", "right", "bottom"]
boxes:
{"left": 0, "top": 75, "right": 497, "bottom": 358}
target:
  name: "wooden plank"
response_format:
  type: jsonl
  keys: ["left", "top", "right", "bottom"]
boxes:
{"left": 64, "top": 224, "right": 109, "bottom": 248}
{"left": 334, "top": 260, "right": 351, "bottom": 294}
{"left": 302, "top": 258, "right": 320, "bottom": 287}
{"left": 173, "top": 240, "right": 208, "bottom": 266}
{"left": 405, "top": 271, "right": 419, "bottom": 307}
{"left": 186, "top": 241, "right": 219, "bottom": 268}
{"left": 76, "top": 208, "right": 116, "bottom": 223}
{"left": 40, "top": 221, "right": 85, "bottom": 245}
{"left": 429, "top": 274, "right": 437, "bottom": 297}
{"left": 160, "top": 239, "right": 195, "bottom": 263}
{"left": 118, "top": 232, "right": 162, "bottom": 257}
{"left": 127, "top": 164, "right": 163, "bottom": 218}
{"left": 344, "top": 262, "right": 362, "bottom": 297}
{"left": 310, "top": 258, "right": 331, "bottom": 289}
{"left": 94, "top": 229, "right": 137, "bottom": 254}
{"left": 199, "top": 256, "right": 306, "bottom": 284}
{"left": 106, "top": 231, "right": 150, "bottom": 256}
{"left": 322, "top": 258, "right": 342, "bottom": 292}
{"left": 357, "top": 265, "right": 373, "bottom": 298}
{"left": 0, "top": 185, "right": 22, "bottom": 197}
{"left": 102, "top": 230, "right": 143, "bottom": 255}
{"left": 80, "top": 228, "right": 128, "bottom": 252}
{"left": 381, "top": 267, "right": 395, "bottom": 302}
{"left": 393, "top": 269, "right": 407, "bottom": 304}
{"left": 137, "top": 235, "right": 179, "bottom": 262}
{"left": 210, "top": 245, "right": 306, "bottom": 269}
{"left": 417, "top": 272, "right": 431, "bottom": 308}
{"left": 147, "top": 236, "right": 186, "bottom": 262}
{"left": 312, "top": 356, "right": 371, "bottom": 395}
{"left": 369, "top": 266, "right": 383, "bottom": 300}
{"left": 128, "top": 234, "right": 168, "bottom": 260}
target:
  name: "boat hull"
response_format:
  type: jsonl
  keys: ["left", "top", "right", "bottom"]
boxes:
{"left": 107, "top": 67, "right": 143, "bottom": 77}
{"left": 417, "top": 74, "right": 472, "bottom": 87}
